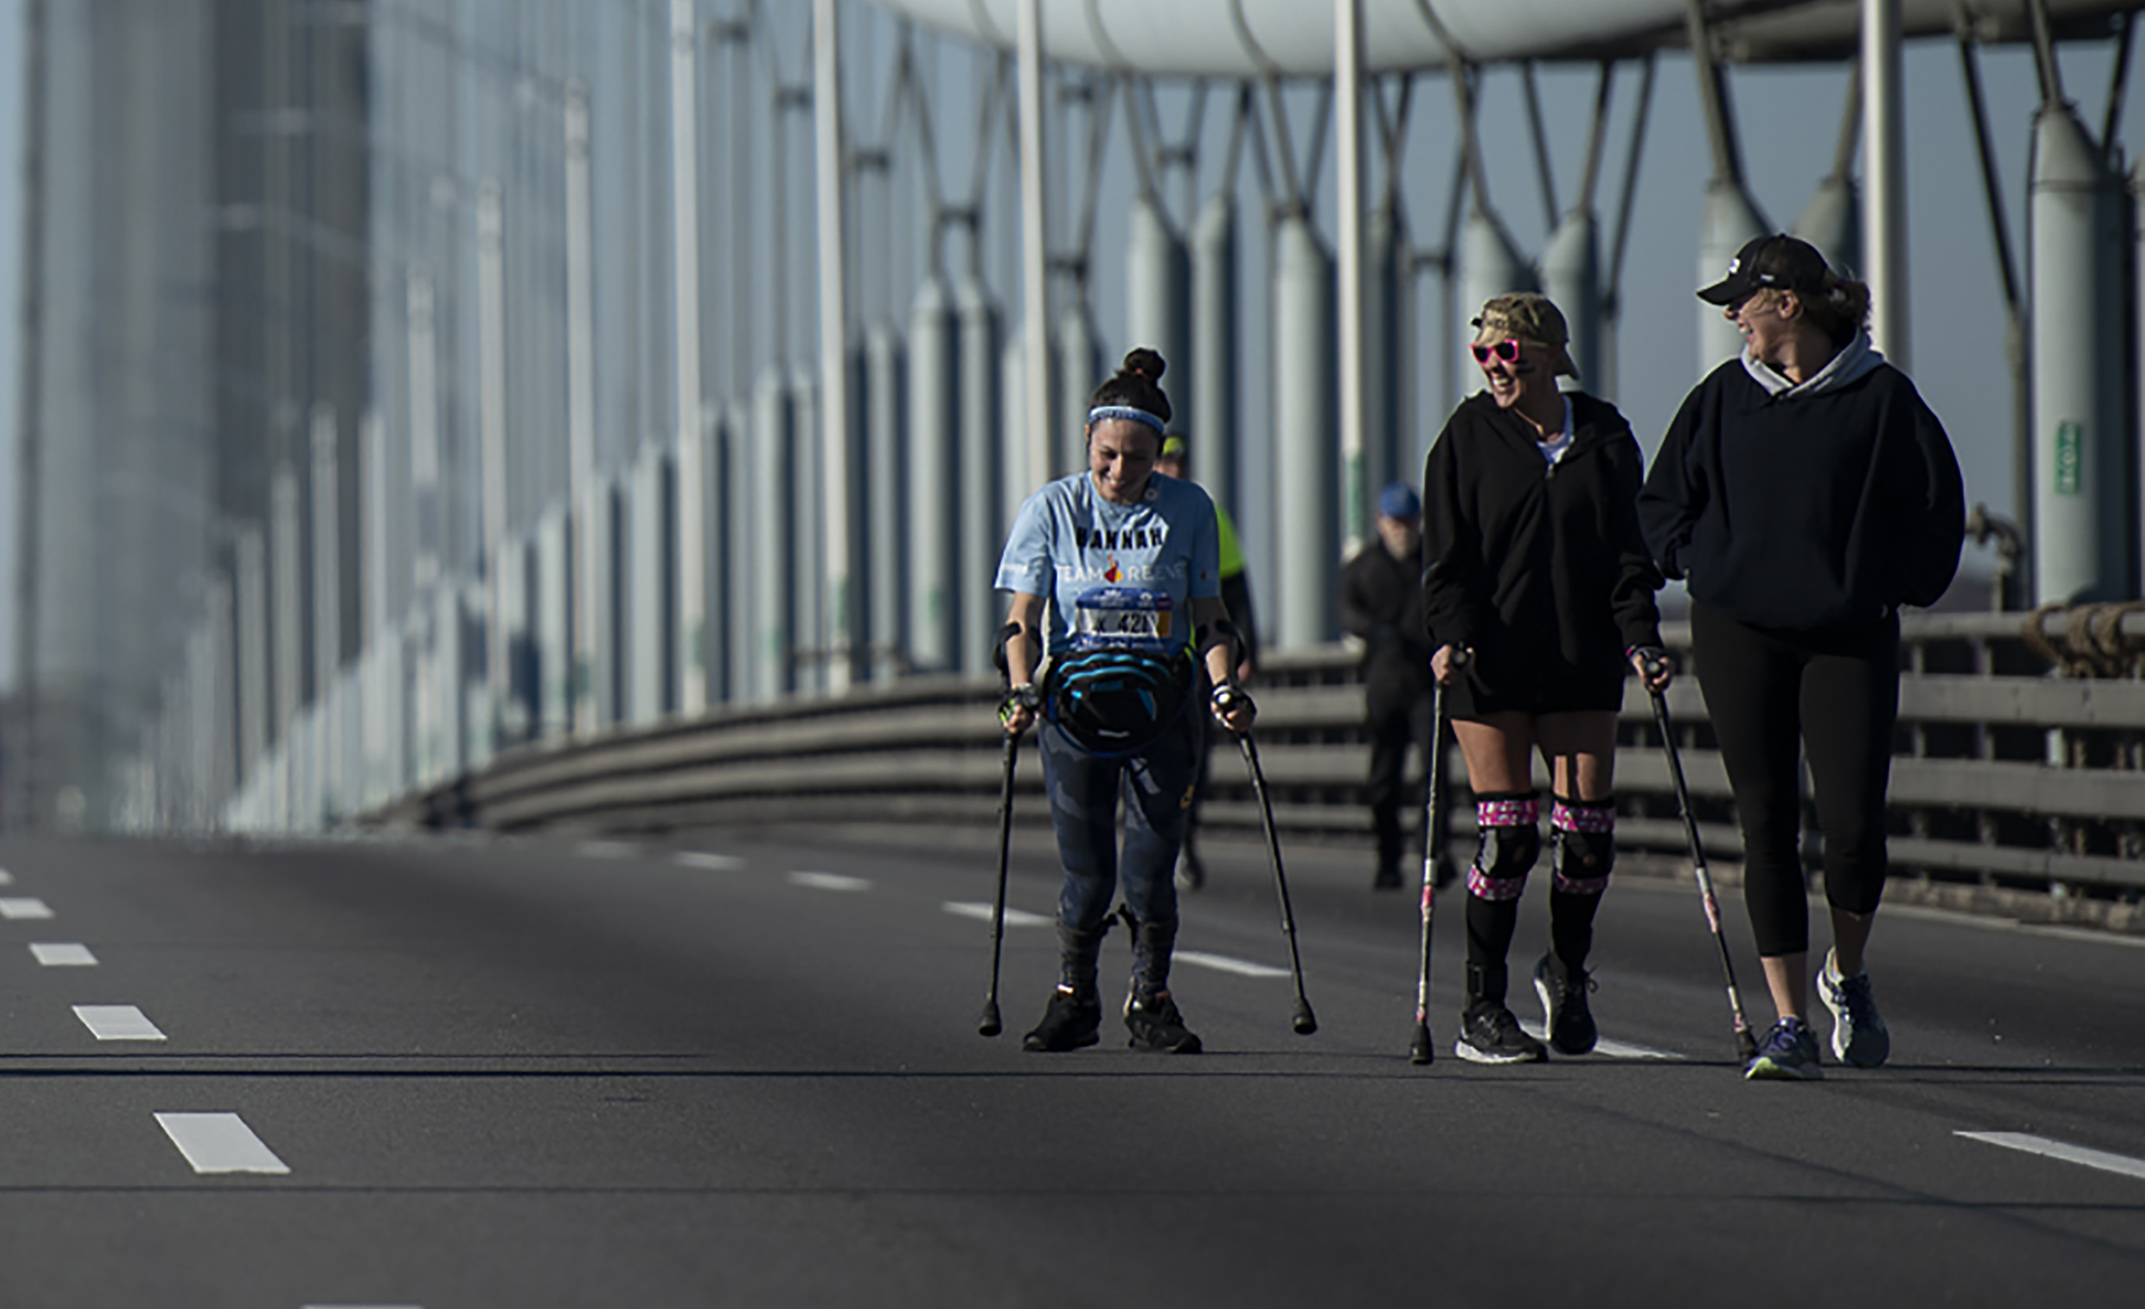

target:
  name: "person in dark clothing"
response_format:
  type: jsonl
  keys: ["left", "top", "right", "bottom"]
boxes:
{"left": 1155, "top": 434, "right": 1257, "bottom": 892}
{"left": 1640, "top": 234, "right": 1964, "bottom": 1081}
{"left": 1422, "top": 293, "right": 1671, "bottom": 1065}
{"left": 1339, "top": 481, "right": 1437, "bottom": 891}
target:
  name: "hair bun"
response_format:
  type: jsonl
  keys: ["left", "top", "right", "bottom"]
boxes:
{"left": 1121, "top": 347, "right": 1166, "bottom": 381}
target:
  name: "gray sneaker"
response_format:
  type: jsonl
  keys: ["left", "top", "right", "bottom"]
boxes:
{"left": 1454, "top": 1002, "right": 1549, "bottom": 1065}
{"left": 1744, "top": 1016, "right": 1824, "bottom": 1080}
{"left": 1817, "top": 948, "right": 1891, "bottom": 1068}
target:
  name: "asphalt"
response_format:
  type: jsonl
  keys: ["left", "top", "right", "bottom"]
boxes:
{"left": 0, "top": 823, "right": 2140, "bottom": 1307}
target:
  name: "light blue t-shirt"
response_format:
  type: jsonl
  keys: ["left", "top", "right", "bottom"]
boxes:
{"left": 995, "top": 471, "right": 1222, "bottom": 655}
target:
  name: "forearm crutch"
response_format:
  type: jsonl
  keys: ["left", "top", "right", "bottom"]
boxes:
{"left": 978, "top": 622, "right": 1032, "bottom": 1038}
{"left": 1237, "top": 729, "right": 1318, "bottom": 1036}
{"left": 1409, "top": 648, "right": 1466, "bottom": 1065}
{"left": 1645, "top": 658, "right": 1759, "bottom": 1063}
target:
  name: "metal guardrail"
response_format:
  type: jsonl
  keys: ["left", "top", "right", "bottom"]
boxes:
{"left": 382, "top": 612, "right": 2145, "bottom": 901}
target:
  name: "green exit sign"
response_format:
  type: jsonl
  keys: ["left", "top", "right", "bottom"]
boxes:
{"left": 2054, "top": 422, "right": 2083, "bottom": 496}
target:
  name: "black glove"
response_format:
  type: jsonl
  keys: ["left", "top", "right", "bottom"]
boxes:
{"left": 998, "top": 683, "right": 1041, "bottom": 728}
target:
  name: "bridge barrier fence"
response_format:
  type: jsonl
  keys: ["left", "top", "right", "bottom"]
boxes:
{"left": 358, "top": 611, "right": 2145, "bottom": 904}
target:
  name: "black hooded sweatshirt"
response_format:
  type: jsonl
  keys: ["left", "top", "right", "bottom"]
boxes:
{"left": 1638, "top": 353, "right": 1964, "bottom": 633}
{"left": 1420, "top": 390, "right": 1664, "bottom": 716}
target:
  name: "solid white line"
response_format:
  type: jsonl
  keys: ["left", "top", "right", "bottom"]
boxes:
{"left": 30, "top": 943, "right": 97, "bottom": 966}
{"left": 1175, "top": 950, "right": 1290, "bottom": 979}
{"left": 1519, "top": 1020, "right": 1684, "bottom": 1060}
{"left": 575, "top": 839, "right": 636, "bottom": 859}
{"left": 942, "top": 901, "right": 1052, "bottom": 928}
{"left": 1882, "top": 904, "right": 2145, "bottom": 951}
{"left": 74, "top": 1004, "right": 167, "bottom": 1041}
{"left": 1955, "top": 1131, "right": 2145, "bottom": 1182}
{"left": 0, "top": 897, "right": 54, "bottom": 920}
{"left": 154, "top": 1112, "right": 291, "bottom": 1175}
{"left": 675, "top": 851, "right": 744, "bottom": 871}
{"left": 788, "top": 870, "right": 871, "bottom": 892}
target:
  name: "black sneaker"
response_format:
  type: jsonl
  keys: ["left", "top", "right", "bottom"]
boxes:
{"left": 1454, "top": 1002, "right": 1548, "bottom": 1065}
{"left": 1744, "top": 1016, "right": 1824, "bottom": 1081}
{"left": 1533, "top": 953, "right": 1598, "bottom": 1056}
{"left": 1022, "top": 987, "right": 1101, "bottom": 1052}
{"left": 1372, "top": 866, "right": 1404, "bottom": 890}
{"left": 1124, "top": 993, "right": 1203, "bottom": 1053}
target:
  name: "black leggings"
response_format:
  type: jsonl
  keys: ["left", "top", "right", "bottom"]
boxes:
{"left": 1690, "top": 601, "right": 1899, "bottom": 957}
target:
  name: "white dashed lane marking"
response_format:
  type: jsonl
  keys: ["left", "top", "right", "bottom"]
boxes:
{"left": 1519, "top": 1020, "right": 1684, "bottom": 1060}
{"left": 942, "top": 902, "right": 1052, "bottom": 928}
{"left": 154, "top": 1113, "right": 290, "bottom": 1175}
{"left": 74, "top": 1005, "right": 167, "bottom": 1041}
{"left": 0, "top": 897, "right": 54, "bottom": 920}
{"left": 1956, "top": 1131, "right": 2145, "bottom": 1182}
{"left": 675, "top": 851, "right": 744, "bottom": 871}
{"left": 30, "top": 943, "right": 97, "bottom": 966}
{"left": 0, "top": 868, "right": 14, "bottom": 885}
{"left": 788, "top": 871, "right": 871, "bottom": 892}
{"left": 1175, "top": 950, "right": 1290, "bottom": 979}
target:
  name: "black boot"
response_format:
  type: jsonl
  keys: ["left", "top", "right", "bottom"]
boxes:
{"left": 1533, "top": 953, "right": 1598, "bottom": 1056}
{"left": 1124, "top": 915, "right": 1202, "bottom": 1053}
{"left": 1455, "top": 961, "right": 1545, "bottom": 1065}
{"left": 1023, "top": 923, "right": 1106, "bottom": 1053}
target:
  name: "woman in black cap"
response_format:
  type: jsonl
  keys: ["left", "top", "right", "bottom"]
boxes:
{"left": 1421, "top": 293, "right": 1670, "bottom": 1065}
{"left": 1641, "top": 234, "right": 1963, "bottom": 1081}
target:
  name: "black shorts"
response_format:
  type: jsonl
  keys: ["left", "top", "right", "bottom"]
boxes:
{"left": 1445, "top": 655, "right": 1626, "bottom": 720}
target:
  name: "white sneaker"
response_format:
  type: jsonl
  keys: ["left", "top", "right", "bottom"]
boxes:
{"left": 1817, "top": 947, "right": 1890, "bottom": 1068}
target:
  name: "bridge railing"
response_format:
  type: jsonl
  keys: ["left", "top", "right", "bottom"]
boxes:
{"left": 373, "top": 610, "right": 2145, "bottom": 902}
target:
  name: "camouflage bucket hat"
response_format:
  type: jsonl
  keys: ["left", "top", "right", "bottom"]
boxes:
{"left": 1471, "top": 292, "right": 1580, "bottom": 379}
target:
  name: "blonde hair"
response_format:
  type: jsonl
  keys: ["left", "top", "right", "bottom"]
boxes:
{"left": 1754, "top": 277, "right": 1872, "bottom": 347}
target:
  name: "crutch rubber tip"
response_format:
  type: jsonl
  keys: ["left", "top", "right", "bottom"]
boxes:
{"left": 1291, "top": 1002, "right": 1318, "bottom": 1036}
{"left": 1409, "top": 1024, "right": 1435, "bottom": 1065}
{"left": 977, "top": 1003, "right": 1003, "bottom": 1038}
{"left": 1735, "top": 1030, "right": 1758, "bottom": 1063}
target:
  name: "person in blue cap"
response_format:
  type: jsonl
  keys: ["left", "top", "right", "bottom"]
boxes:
{"left": 1339, "top": 481, "right": 1439, "bottom": 891}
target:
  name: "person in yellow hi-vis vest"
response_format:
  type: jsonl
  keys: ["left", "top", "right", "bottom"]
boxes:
{"left": 1155, "top": 434, "right": 1257, "bottom": 891}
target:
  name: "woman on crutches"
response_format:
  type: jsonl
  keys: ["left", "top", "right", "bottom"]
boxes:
{"left": 1422, "top": 293, "right": 1670, "bottom": 1064}
{"left": 996, "top": 348, "right": 1256, "bottom": 1055}
{"left": 1641, "top": 235, "right": 1963, "bottom": 1080}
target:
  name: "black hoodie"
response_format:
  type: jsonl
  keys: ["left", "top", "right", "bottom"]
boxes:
{"left": 1638, "top": 351, "right": 1964, "bottom": 633}
{"left": 1420, "top": 390, "right": 1663, "bottom": 715}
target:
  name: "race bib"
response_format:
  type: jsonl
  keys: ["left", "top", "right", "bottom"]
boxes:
{"left": 1071, "top": 586, "right": 1174, "bottom": 652}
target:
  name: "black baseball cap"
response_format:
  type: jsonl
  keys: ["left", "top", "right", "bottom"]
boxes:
{"left": 1697, "top": 233, "right": 1833, "bottom": 306}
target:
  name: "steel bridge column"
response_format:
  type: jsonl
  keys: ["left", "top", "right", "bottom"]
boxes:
{"left": 1862, "top": 0, "right": 1909, "bottom": 367}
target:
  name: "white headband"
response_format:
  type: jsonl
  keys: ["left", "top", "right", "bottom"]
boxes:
{"left": 1087, "top": 404, "right": 1166, "bottom": 435}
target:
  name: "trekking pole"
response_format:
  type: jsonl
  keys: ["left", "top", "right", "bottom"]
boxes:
{"left": 978, "top": 622, "right": 1032, "bottom": 1038}
{"left": 1236, "top": 725, "right": 1318, "bottom": 1035}
{"left": 1644, "top": 655, "right": 1759, "bottom": 1063}
{"left": 1409, "top": 647, "right": 1467, "bottom": 1065}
